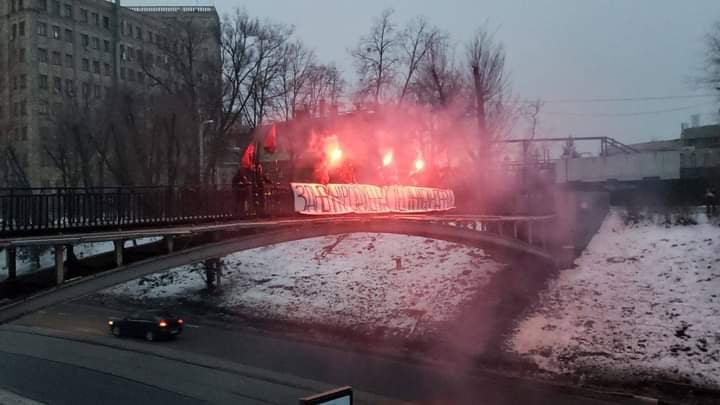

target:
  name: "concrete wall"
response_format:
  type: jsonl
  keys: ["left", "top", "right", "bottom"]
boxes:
{"left": 556, "top": 151, "right": 681, "bottom": 183}
{"left": 551, "top": 190, "right": 609, "bottom": 266}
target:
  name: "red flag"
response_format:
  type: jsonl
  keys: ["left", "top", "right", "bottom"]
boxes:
{"left": 263, "top": 123, "right": 277, "bottom": 153}
{"left": 240, "top": 143, "right": 255, "bottom": 169}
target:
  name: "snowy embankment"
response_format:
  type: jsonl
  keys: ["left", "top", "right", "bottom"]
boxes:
{"left": 0, "top": 237, "right": 162, "bottom": 278}
{"left": 511, "top": 209, "right": 720, "bottom": 388}
{"left": 102, "top": 233, "right": 505, "bottom": 336}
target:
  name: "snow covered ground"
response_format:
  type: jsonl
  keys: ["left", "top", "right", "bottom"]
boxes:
{"left": 0, "top": 237, "right": 162, "bottom": 278}
{"left": 511, "top": 209, "right": 720, "bottom": 388}
{"left": 102, "top": 233, "right": 505, "bottom": 337}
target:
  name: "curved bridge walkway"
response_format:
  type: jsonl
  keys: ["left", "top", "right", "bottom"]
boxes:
{"left": 0, "top": 186, "right": 556, "bottom": 321}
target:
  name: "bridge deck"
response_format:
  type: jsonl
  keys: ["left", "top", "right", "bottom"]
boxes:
{"left": 0, "top": 214, "right": 555, "bottom": 248}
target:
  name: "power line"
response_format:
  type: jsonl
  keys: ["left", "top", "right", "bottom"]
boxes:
{"left": 543, "top": 101, "right": 716, "bottom": 117}
{"left": 516, "top": 93, "right": 718, "bottom": 104}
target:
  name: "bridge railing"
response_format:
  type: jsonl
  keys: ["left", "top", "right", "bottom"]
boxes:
{"left": 0, "top": 185, "right": 292, "bottom": 237}
{"left": 440, "top": 216, "right": 556, "bottom": 250}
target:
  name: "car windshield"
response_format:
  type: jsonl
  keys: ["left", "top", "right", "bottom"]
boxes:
{"left": 1, "top": 2, "right": 720, "bottom": 405}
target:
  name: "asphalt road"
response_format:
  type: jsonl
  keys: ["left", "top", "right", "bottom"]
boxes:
{"left": 3, "top": 302, "right": 645, "bottom": 405}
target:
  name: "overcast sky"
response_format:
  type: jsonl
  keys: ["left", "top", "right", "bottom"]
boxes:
{"left": 134, "top": 0, "right": 720, "bottom": 145}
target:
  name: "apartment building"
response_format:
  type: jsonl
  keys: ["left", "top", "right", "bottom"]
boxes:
{"left": 0, "top": 0, "right": 220, "bottom": 186}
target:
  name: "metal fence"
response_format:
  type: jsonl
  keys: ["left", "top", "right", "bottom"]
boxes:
{"left": 0, "top": 184, "right": 295, "bottom": 237}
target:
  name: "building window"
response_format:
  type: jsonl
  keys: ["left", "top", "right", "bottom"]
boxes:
{"left": 120, "top": 21, "right": 125, "bottom": 35}
{"left": 53, "top": 77, "right": 62, "bottom": 94}
{"left": 128, "top": 47, "right": 134, "bottom": 61}
{"left": 13, "top": 77, "right": 18, "bottom": 91}
{"left": 20, "top": 74, "right": 27, "bottom": 89}
{"left": 136, "top": 27, "right": 142, "bottom": 40}
{"left": 103, "top": 16, "right": 110, "bottom": 29}
{"left": 92, "top": 37, "right": 99, "bottom": 50}
{"left": 93, "top": 84, "right": 101, "bottom": 99}
{"left": 38, "top": 48, "right": 48, "bottom": 63}
{"left": 92, "top": 12, "right": 99, "bottom": 26}
{"left": 52, "top": 0, "right": 59, "bottom": 14}
{"left": 81, "top": 34, "right": 89, "bottom": 48}
{"left": 64, "top": 28, "right": 72, "bottom": 43}
{"left": 120, "top": 45, "right": 126, "bottom": 60}
{"left": 147, "top": 31, "right": 153, "bottom": 43}
{"left": 39, "top": 100, "right": 48, "bottom": 115}
{"left": 13, "top": 103, "right": 19, "bottom": 117}
{"left": 37, "top": 22, "right": 47, "bottom": 36}
{"left": 120, "top": 67, "right": 126, "bottom": 80}
{"left": 39, "top": 74, "right": 48, "bottom": 89}
{"left": 52, "top": 25, "right": 60, "bottom": 39}
{"left": 11, "top": 24, "right": 17, "bottom": 40}
{"left": 65, "top": 79, "right": 74, "bottom": 96}
{"left": 103, "top": 40, "right": 110, "bottom": 52}
{"left": 17, "top": 48, "right": 26, "bottom": 63}
{"left": 137, "top": 70, "right": 144, "bottom": 84}
{"left": 63, "top": 3, "right": 72, "bottom": 18}
{"left": 81, "top": 82, "right": 90, "bottom": 100}
{"left": 80, "top": 9, "right": 88, "bottom": 23}
{"left": 128, "top": 69, "right": 135, "bottom": 82}
{"left": 39, "top": 0, "right": 48, "bottom": 12}
{"left": 21, "top": 101, "right": 28, "bottom": 116}
{"left": 51, "top": 51, "right": 61, "bottom": 65}
{"left": 104, "top": 63, "right": 111, "bottom": 76}
{"left": 64, "top": 53, "right": 72, "bottom": 67}
{"left": 19, "top": 21, "right": 25, "bottom": 36}
{"left": 128, "top": 24, "right": 133, "bottom": 37}
{"left": 20, "top": 126, "right": 28, "bottom": 141}
{"left": 93, "top": 60, "right": 100, "bottom": 74}
{"left": 81, "top": 58, "right": 89, "bottom": 71}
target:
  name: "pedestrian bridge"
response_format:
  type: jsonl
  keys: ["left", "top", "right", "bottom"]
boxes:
{"left": 0, "top": 186, "right": 557, "bottom": 303}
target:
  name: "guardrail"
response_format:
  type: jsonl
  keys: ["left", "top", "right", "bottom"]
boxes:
{"left": 0, "top": 184, "right": 293, "bottom": 237}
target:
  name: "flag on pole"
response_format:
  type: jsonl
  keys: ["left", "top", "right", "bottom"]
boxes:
{"left": 263, "top": 123, "right": 277, "bottom": 154}
{"left": 240, "top": 142, "right": 255, "bottom": 169}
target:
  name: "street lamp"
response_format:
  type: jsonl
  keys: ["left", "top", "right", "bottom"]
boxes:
{"left": 198, "top": 119, "right": 214, "bottom": 184}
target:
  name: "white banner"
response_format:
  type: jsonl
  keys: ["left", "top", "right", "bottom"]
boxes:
{"left": 291, "top": 183, "right": 455, "bottom": 215}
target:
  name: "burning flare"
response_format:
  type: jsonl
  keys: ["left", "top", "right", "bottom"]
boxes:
{"left": 382, "top": 151, "right": 393, "bottom": 167}
{"left": 329, "top": 147, "right": 343, "bottom": 165}
{"left": 414, "top": 158, "right": 425, "bottom": 172}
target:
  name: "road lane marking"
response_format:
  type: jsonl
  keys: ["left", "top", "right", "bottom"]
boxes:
{"left": 74, "top": 328, "right": 104, "bottom": 335}
{"left": 184, "top": 324, "right": 200, "bottom": 329}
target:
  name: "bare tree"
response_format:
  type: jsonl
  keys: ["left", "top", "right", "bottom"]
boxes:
{"left": 467, "top": 27, "right": 508, "bottom": 141}
{"left": 275, "top": 41, "right": 315, "bottom": 121}
{"left": 245, "top": 21, "right": 293, "bottom": 128}
{"left": 397, "top": 16, "right": 438, "bottom": 103}
{"left": 705, "top": 21, "right": 720, "bottom": 93}
{"left": 350, "top": 9, "right": 399, "bottom": 105}
{"left": 413, "top": 34, "right": 463, "bottom": 108}
{"left": 524, "top": 99, "right": 544, "bottom": 140}
{"left": 303, "top": 63, "right": 345, "bottom": 116}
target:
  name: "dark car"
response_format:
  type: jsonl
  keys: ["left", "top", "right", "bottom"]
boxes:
{"left": 108, "top": 310, "right": 184, "bottom": 341}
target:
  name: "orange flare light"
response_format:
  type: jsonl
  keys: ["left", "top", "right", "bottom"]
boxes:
{"left": 414, "top": 158, "right": 425, "bottom": 172}
{"left": 382, "top": 151, "right": 393, "bottom": 166}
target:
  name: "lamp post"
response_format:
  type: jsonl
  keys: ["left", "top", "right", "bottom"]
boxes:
{"left": 198, "top": 119, "right": 214, "bottom": 184}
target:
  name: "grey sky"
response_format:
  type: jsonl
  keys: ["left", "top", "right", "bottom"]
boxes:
{"left": 134, "top": 0, "right": 720, "bottom": 145}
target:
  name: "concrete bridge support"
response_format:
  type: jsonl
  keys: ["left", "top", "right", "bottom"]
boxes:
{"left": 165, "top": 236, "right": 175, "bottom": 253}
{"left": 54, "top": 245, "right": 64, "bottom": 285}
{"left": 113, "top": 241, "right": 124, "bottom": 267}
{"left": 5, "top": 247, "right": 16, "bottom": 281}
